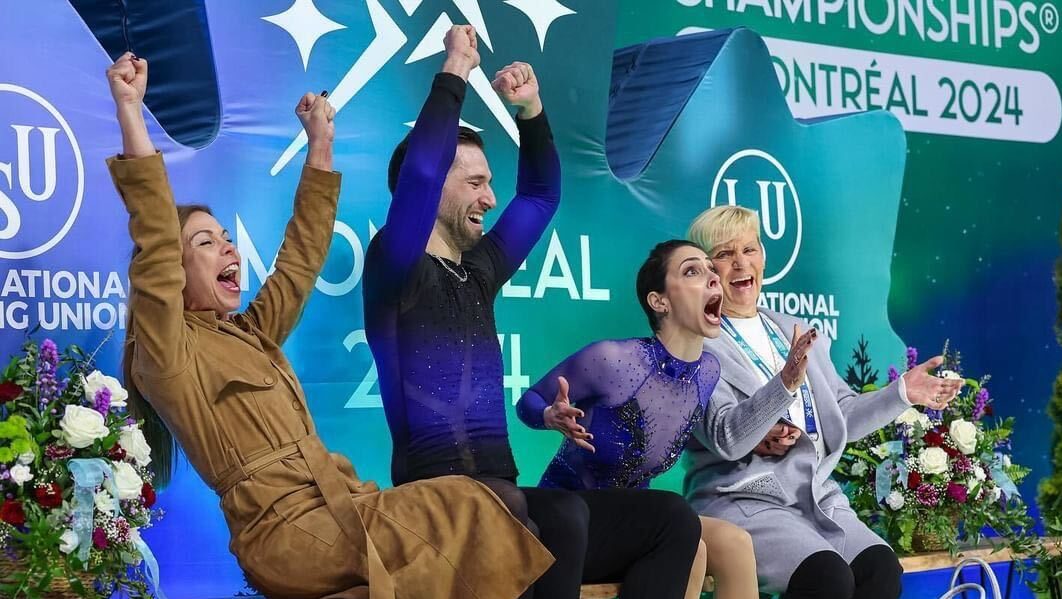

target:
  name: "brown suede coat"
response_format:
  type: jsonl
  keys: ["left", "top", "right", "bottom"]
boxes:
{"left": 108, "top": 153, "right": 552, "bottom": 599}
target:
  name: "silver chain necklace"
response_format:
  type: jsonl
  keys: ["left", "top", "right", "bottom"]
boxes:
{"left": 429, "top": 254, "right": 469, "bottom": 283}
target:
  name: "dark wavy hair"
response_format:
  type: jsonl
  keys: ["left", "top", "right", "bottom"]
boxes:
{"left": 635, "top": 239, "right": 702, "bottom": 332}
{"left": 387, "top": 126, "right": 484, "bottom": 194}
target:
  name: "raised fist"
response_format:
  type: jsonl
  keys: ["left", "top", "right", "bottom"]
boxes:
{"left": 296, "top": 92, "right": 335, "bottom": 145}
{"left": 443, "top": 25, "right": 480, "bottom": 71}
{"left": 106, "top": 52, "right": 147, "bottom": 108}
{"left": 492, "top": 62, "right": 542, "bottom": 118}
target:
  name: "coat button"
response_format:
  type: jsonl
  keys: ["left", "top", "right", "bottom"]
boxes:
{"left": 292, "top": 401, "right": 302, "bottom": 411}
{"left": 264, "top": 376, "right": 275, "bottom": 385}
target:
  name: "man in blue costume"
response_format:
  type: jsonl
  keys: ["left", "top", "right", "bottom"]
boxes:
{"left": 363, "top": 24, "right": 701, "bottom": 599}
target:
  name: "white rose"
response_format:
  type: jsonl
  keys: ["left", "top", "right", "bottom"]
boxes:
{"left": 119, "top": 425, "right": 152, "bottom": 467}
{"left": 112, "top": 462, "right": 144, "bottom": 501}
{"left": 949, "top": 419, "right": 978, "bottom": 455}
{"left": 895, "top": 408, "right": 921, "bottom": 426}
{"left": 9, "top": 464, "right": 33, "bottom": 485}
{"left": 60, "top": 405, "right": 109, "bottom": 449}
{"left": 58, "top": 530, "right": 79, "bottom": 554}
{"left": 918, "top": 413, "right": 934, "bottom": 428}
{"left": 81, "top": 371, "right": 128, "bottom": 409}
{"left": 918, "top": 447, "right": 950, "bottom": 475}
{"left": 851, "top": 461, "right": 869, "bottom": 476}
{"left": 886, "top": 491, "right": 905, "bottom": 510}
{"left": 988, "top": 486, "right": 1002, "bottom": 502}
{"left": 973, "top": 465, "right": 987, "bottom": 481}
{"left": 17, "top": 452, "right": 34, "bottom": 465}
{"left": 94, "top": 489, "right": 118, "bottom": 514}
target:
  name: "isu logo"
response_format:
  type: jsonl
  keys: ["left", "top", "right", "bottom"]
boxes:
{"left": 0, "top": 84, "right": 84, "bottom": 259}
{"left": 710, "top": 149, "right": 801, "bottom": 285}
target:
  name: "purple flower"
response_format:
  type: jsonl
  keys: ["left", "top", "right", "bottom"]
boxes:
{"left": 906, "top": 347, "right": 919, "bottom": 370}
{"left": 36, "top": 339, "right": 60, "bottom": 405}
{"left": 93, "top": 387, "right": 111, "bottom": 415}
{"left": 888, "top": 366, "right": 900, "bottom": 383}
{"left": 92, "top": 527, "right": 108, "bottom": 549}
{"left": 915, "top": 483, "right": 941, "bottom": 507}
{"left": 973, "top": 388, "right": 990, "bottom": 421}
{"left": 44, "top": 445, "right": 74, "bottom": 460}
{"left": 925, "top": 409, "right": 944, "bottom": 421}
{"left": 946, "top": 482, "right": 968, "bottom": 504}
{"left": 952, "top": 456, "right": 973, "bottom": 474}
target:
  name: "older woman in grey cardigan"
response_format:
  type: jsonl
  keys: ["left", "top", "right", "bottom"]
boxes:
{"left": 682, "top": 206, "right": 963, "bottom": 599}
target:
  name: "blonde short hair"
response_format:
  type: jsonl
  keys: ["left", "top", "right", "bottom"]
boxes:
{"left": 687, "top": 205, "right": 760, "bottom": 252}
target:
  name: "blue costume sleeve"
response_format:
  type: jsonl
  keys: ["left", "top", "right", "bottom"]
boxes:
{"left": 373, "top": 73, "right": 466, "bottom": 298}
{"left": 474, "top": 111, "right": 561, "bottom": 287}
{"left": 516, "top": 340, "right": 623, "bottom": 429}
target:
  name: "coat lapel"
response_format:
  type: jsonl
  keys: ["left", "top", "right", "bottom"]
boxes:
{"left": 703, "top": 333, "right": 763, "bottom": 398}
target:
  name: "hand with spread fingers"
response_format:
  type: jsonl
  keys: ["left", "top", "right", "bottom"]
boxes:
{"left": 902, "top": 355, "right": 965, "bottom": 409}
{"left": 543, "top": 376, "right": 595, "bottom": 452}
{"left": 753, "top": 422, "right": 802, "bottom": 457}
{"left": 780, "top": 324, "right": 817, "bottom": 392}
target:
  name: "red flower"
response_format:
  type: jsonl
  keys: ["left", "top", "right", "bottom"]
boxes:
{"left": 33, "top": 483, "right": 63, "bottom": 509}
{"left": 0, "top": 499, "right": 26, "bottom": 526}
{"left": 946, "top": 482, "right": 969, "bottom": 504}
{"left": 92, "top": 527, "right": 108, "bottom": 549}
{"left": 108, "top": 444, "right": 127, "bottom": 462}
{"left": 942, "top": 445, "right": 961, "bottom": 458}
{"left": 141, "top": 483, "right": 156, "bottom": 508}
{"left": 0, "top": 381, "right": 22, "bottom": 404}
{"left": 923, "top": 430, "right": 946, "bottom": 447}
{"left": 984, "top": 405, "right": 995, "bottom": 416}
{"left": 907, "top": 472, "right": 922, "bottom": 489}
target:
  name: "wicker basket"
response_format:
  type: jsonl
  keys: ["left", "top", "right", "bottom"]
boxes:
{"left": 0, "top": 557, "right": 96, "bottom": 598}
{"left": 911, "top": 527, "right": 951, "bottom": 552}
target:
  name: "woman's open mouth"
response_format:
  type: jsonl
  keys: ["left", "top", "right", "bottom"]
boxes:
{"left": 217, "top": 262, "right": 240, "bottom": 293}
{"left": 704, "top": 293, "right": 723, "bottom": 325}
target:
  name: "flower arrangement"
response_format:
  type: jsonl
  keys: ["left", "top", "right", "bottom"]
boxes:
{"left": 0, "top": 338, "right": 162, "bottom": 598}
{"left": 837, "top": 343, "right": 1037, "bottom": 555}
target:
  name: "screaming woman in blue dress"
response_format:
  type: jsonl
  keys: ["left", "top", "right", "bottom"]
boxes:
{"left": 517, "top": 240, "right": 760, "bottom": 599}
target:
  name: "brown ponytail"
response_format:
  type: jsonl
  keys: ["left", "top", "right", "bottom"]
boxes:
{"left": 123, "top": 203, "right": 212, "bottom": 488}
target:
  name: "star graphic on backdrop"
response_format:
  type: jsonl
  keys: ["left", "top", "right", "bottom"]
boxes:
{"left": 268, "top": 0, "right": 578, "bottom": 176}
{"left": 504, "top": 0, "right": 575, "bottom": 50}
{"left": 262, "top": 0, "right": 346, "bottom": 69}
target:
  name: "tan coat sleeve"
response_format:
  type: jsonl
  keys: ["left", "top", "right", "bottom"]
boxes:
{"left": 108, "top": 152, "right": 191, "bottom": 378}
{"left": 243, "top": 165, "right": 341, "bottom": 345}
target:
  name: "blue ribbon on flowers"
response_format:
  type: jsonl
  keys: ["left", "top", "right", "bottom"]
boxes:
{"left": 68, "top": 458, "right": 118, "bottom": 561}
{"left": 990, "top": 452, "right": 1020, "bottom": 500}
{"left": 68, "top": 458, "right": 167, "bottom": 599}
{"left": 874, "top": 441, "right": 905, "bottom": 503}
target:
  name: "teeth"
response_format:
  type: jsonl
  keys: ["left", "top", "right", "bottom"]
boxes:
{"left": 220, "top": 264, "right": 239, "bottom": 277}
{"left": 469, "top": 214, "right": 483, "bottom": 224}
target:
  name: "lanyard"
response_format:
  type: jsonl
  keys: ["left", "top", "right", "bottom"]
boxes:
{"left": 721, "top": 314, "right": 818, "bottom": 438}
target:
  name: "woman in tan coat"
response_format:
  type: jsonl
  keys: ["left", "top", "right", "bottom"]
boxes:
{"left": 105, "top": 52, "right": 552, "bottom": 599}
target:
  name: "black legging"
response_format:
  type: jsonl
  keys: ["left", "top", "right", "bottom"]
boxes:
{"left": 475, "top": 478, "right": 701, "bottom": 599}
{"left": 783, "top": 546, "right": 903, "bottom": 599}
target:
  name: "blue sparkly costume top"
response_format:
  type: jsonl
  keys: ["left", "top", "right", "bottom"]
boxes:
{"left": 363, "top": 73, "right": 561, "bottom": 485}
{"left": 517, "top": 338, "right": 719, "bottom": 490}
